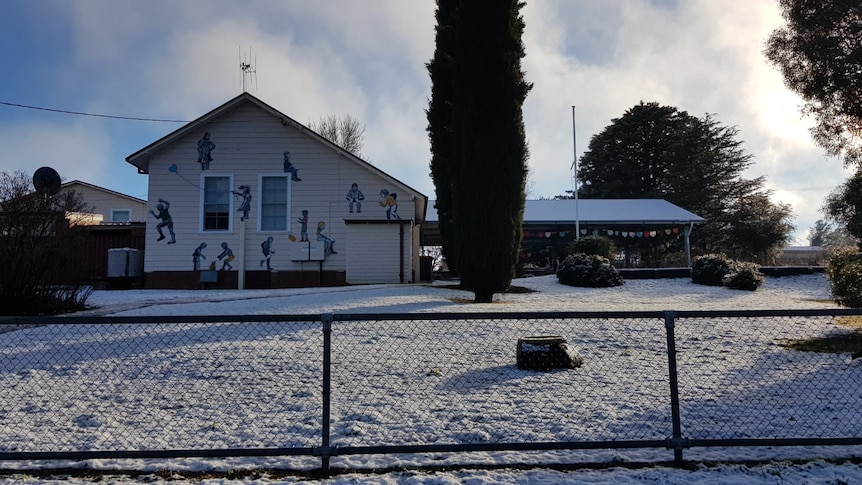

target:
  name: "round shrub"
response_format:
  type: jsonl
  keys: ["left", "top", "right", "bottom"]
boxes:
{"left": 826, "top": 247, "right": 862, "bottom": 308}
{"left": 557, "top": 253, "right": 624, "bottom": 288}
{"left": 722, "top": 261, "right": 764, "bottom": 291}
{"left": 565, "top": 236, "right": 616, "bottom": 259}
{"left": 691, "top": 254, "right": 733, "bottom": 286}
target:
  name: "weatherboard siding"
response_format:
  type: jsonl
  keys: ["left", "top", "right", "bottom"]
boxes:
{"left": 346, "top": 222, "right": 415, "bottom": 284}
{"left": 140, "top": 99, "right": 419, "bottom": 284}
{"left": 60, "top": 182, "right": 148, "bottom": 223}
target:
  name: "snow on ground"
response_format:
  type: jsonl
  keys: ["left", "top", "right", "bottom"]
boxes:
{"left": 81, "top": 273, "right": 838, "bottom": 317}
{"left": 4, "top": 273, "right": 862, "bottom": 484}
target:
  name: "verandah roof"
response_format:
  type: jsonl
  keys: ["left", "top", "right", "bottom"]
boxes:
{"left": 422, "top": 198, "right": 705, "bottom": 265}
{"left": 424, "top": 199, "right": 705, "bottom": 227}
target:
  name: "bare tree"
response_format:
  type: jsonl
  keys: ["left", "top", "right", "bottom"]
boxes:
{"left": 310, "top": 114, "right": 367, "bottom": 159}
{"left": 0, "top": 170, "right": 93, "bottom": 315}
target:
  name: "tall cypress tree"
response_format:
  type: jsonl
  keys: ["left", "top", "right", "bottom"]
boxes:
{"left": 426, "top": 0, "right": 458, "bottom": 275}
{"left": 450, "top": 0, "right": 531, "bottom": 302}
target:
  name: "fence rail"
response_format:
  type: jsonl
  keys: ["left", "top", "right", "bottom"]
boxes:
{"left": 2, "top": 309, "right": 862, "bottom": 474}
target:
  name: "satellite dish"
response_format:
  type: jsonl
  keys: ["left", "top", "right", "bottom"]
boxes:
{"left": 33, "top": 166, "right": 61, "bottom": 196}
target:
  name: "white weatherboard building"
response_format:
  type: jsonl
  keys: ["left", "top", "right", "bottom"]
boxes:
{"left": 126, "top": 93, "right": 427, "bottom": 289}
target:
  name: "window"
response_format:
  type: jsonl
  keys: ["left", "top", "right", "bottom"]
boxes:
{"left": 202, "top": 175, "right": 232, "bottom": 231}
{"left": 259, "top": 175, "right": 290, "bottom": 231}
{"left": 110, "top": 209, "right": 131, "bottom": 222}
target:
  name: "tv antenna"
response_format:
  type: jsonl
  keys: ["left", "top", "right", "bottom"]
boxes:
{"left": 239, "top": 46, "right": 258, "bottom": 92}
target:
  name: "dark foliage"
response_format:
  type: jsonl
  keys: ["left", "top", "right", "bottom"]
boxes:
{"left": 556, "top": 253, "right": 624, "bottom": 288}
{"left": 826, "top": 247, "right": 862, "bottom": 308}
{"left": 0, "top": 171, "right": 92, "bottom": 315}
{"left": 691, "top": 254, "right": 733, "bottom": 287}
{"left": 577, "top": 102, "right": 795, "bottom": 264}
{"left": 445, "top": 0, "right": 532, "bottom": 302}
{"left": 825, "top": 169, "right": 862, "bottom": 244}
{"left": 808, "top": 219, "right": 857, "bottom": 248}
{"left": 722, "top": 261, "right": 765, "bottom": 291}
{"left": 565, "top": 235, "right": 616, "bottom": 259}
{"left": 765, "top": 0, "right": 862, "bottom": 166}
{"left": 426, "top": 0, "right": 458, "bottom": 275}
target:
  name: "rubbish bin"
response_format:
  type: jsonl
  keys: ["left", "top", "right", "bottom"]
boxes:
{"left": 420, "top": 255, "right": 433, "bottom": 282}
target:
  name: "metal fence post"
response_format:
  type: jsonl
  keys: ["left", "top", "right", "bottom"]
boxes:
{"left": 664, "top": 310, "right": 687, "bottom": 466}
{"left": 320, "top": 313, "right": 334, "bottom": 476}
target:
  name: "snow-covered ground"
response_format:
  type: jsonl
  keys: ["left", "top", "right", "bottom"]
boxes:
{"left": 4, "top": 273, "right": 862, "bottom": 484}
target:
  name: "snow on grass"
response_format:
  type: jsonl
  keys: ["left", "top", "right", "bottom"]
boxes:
{"left": 3, "top": 273, "right": 862, "bottom": 484}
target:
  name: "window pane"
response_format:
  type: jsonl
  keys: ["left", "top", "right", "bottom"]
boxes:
{"left": 112, "top": 210, "right": 131, "bottom": 222}
{"left": 204, "top": 176, "right": 230, "bottom": 231}
{"left": 261, "top": 176, "right": 288, "bottom": 231}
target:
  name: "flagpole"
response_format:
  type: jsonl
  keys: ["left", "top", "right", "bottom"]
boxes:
{"left": 572, "top": 105, "right": 580, "bottom": 239}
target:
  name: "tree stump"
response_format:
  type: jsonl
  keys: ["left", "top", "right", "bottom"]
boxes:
{"left": 517, "top": 335, "right": 583, "bottom": 371}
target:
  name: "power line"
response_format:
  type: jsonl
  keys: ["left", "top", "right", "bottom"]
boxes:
{"left": 0, "top": 101, "right": 189, "bottom": 123}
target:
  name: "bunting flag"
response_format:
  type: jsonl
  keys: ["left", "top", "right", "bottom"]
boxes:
{"left": 521, "top": 226, "right": 682, "bottom": 239}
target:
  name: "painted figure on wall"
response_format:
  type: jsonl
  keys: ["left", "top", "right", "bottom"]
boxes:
{"left": 149, "top": 198, "right": 176, "bottom": 244}
{"left": 192, "top": 242, "right": 207, "bottom": 271}
{"left": 317, "top": 221, "right": 336, "bottom": 256}
{"left": 297, "top": 209, "right": 309, "bottom": 242}
{"left": 217, "top": 242, "right": 234, "bottom": 271}
{"left": 346, "top": 183, "right": 364, "bottom": 213}
{"left": 233, "top": 185, "right": 252, "bottom": 221}
{"left": 283, "top": 151, "right": 301, "bottom": 181}
{"left": 260, "top": 236, "right": 275, "bottom": 270}
{"left": 378, "top": 189, "right": 400, "bottom": 220}
{"left": 197, "top": 132, "right": 216, "bottom": 171}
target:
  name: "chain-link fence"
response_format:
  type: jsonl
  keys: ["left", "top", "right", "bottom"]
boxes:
{"left": 1, "top": 310, "right": 862, "bottom": 473}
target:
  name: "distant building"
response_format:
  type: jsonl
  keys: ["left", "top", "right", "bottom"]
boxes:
{"left": 59, "top": 180, "right": 147, "bottom": 224}
{"left": 778, "top": 246, "right": 826, "bottom": 266}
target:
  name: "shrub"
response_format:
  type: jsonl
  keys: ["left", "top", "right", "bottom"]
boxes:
{"left": 0, "top": 170, "right": 93, "bottom": 315}
{"left": 826, "top": 247, "right": 862, "bottom": 308}
{"left": 557, "top": 253, "right": 624, "bottom": 288}
{"left": 722, "top": 261, "right": 764, "bottom": 291}
{"left": 691, "top": 254, "right": 733, "bottom": 286}
{"left": 565, "top": 236, "right": 616, "bottom": 259}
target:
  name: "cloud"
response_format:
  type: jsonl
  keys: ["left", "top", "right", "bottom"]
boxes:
{"left": 0, "top": 120, "right": 112, "bottom": 186}
{"left": 2, "top": 0, "right": 846, "bottom": 245}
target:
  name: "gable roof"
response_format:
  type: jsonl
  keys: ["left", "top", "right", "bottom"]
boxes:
{"left": 426, "top": 199, "right": 705, "bottom": 225}
{"left": 60, "top": 180, "right": 146, "bottom": 205}
{"left": 125, "top": 92, "right": 428, "bottom": 223}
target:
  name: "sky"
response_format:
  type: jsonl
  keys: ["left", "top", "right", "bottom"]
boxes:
{"left": 0, "top": 0, "right": 852, "bottom": 245}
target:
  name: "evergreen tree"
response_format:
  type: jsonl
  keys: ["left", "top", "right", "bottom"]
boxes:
{"left": 808, "top": 219, "right": 856, "bottom": 248}
{"left": 825, "top": 169, "right": 862, "bottom": 244}
{"left": 765, "top": 0, "right": 862, "bottom": 166}
{"left": 449, "top": 0, "right": 531, "bottom": 302}
{"left": 809, "top": 219, "right": 831, "bottom": 246}
{"left": 577, "top": 102, "right": 794, "bottom": 263}
{"left": 426, "top": 0, "right": 458, "bottom": 274}
{"left": 726, "top": 192, "right": 795, "bottom": 263}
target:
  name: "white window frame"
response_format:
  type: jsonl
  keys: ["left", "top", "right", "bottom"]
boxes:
{"left": 110, "top": 209, "right": 131, "bottom": 222}
{"left": 200, "top": 173, "right": 234, "bottom": 233}
{"left": 257, "top": 174, "right": 292, "bottom": 233}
